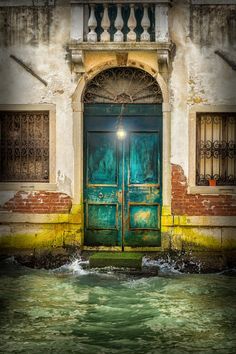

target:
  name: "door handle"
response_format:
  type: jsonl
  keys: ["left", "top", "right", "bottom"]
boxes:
{"left": 98, "top": 192, "right": 104, "bottom": 199}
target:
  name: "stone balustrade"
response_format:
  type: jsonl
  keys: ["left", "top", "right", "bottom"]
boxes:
{"left": 69, "top": 1, "right": 173, "bottom": 74}
{"left": 70, "top": 1, "right": 171, "bottom": 43}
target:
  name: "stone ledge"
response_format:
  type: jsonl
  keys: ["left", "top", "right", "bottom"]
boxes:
{"left": 0, "top": 183, "right": 57, "bottom": 191}
{"left": 0, "top": 212, "right": 82, "bottom": 224}
{"left": 162, "top": 215, "right": 236, "bottom": 227}
{"left": 69, "top": 42, "right": 173, "bottom": 52}
{"left": 188, "top": 186, "right": 236, "bottom": 195}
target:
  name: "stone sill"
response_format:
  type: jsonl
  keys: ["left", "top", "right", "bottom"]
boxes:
{"left": 0, "top": 183, "right": 57, "bottom": 192}
{"left": 0, "top": 212, "right": 81, "bottom": 224}
{"left": 188, "top": 186, "right": 236, "bottom": 195}
{"left": 69, "top": 41, "right": 173, "bottom": 52}
{"left": 162, "top": 215, "right": 236, "bottom": 227}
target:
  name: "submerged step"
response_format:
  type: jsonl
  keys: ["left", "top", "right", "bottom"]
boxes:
{"left": 89, "top": 252, "right": 143, "bottom": 269}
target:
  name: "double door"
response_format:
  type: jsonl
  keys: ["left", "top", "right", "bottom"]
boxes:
{"left": 84, "top": 104, "right": 162, "bottom": 249}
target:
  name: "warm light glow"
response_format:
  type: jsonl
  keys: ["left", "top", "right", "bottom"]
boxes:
{"left": 117, "top": 127, "right": 126, "bottom": 139}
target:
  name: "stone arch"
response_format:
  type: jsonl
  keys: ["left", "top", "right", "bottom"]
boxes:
{"left": 72, "top": 60, "right": 169, "bottom": 111}
{"left": 82, "top": 67, "right": 163, "bottom": 104}
{"left": 72, "top": 61, "right": 171, "bottom": 217}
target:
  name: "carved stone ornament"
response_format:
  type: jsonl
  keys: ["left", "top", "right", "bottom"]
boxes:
{"left": 83, "top": 67, "right": 163, "bottom": 103}
{"left": 71, "top": 49, "right": 85, "bottom": 73}
{"left": 157, "top": 49, "right": 169, "bottom": 72}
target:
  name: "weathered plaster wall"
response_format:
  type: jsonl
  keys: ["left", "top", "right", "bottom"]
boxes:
{"left": 0, "top": 2, "right": 80, "bottom": 250}
{"left": 169, "top": 0, "right": 236, "bottom": 176}
{"left": 0, "top": 2, "right": 75, "bottom": 198}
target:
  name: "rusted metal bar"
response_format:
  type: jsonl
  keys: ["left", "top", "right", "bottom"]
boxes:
{"left": 10, "top": 54, "right": 48, "bottom": 86}
{"left": 215, "top": 50, "right": 236, "bottom": 71}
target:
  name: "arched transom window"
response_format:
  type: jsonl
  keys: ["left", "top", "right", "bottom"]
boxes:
{"left": 83, "top": 67, "right": 163, "bottom": 104}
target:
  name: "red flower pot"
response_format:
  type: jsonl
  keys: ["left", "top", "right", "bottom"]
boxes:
{"left": 209, "top": 179, "right": 216, "bottom": 186}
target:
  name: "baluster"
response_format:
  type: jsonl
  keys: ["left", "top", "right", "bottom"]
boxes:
{"left": 87, "top": 4, "right": 97, "bottom": 42}
{"left": 127, "top": 4, "right": 137, "bottom": 42}
{"left": 101, "top": 4, "right": 110, "bottom": 42}
{"left": 114, "top": 4, "right": 124, "bottom": 42}
{"left": 141, "top": 4, "right": 150, "bottom": 42}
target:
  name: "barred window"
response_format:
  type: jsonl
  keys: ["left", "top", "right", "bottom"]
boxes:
{"left": 0, "top": 111, "right": 49, "bottom": 182}
{"left": 196, "top": 113, "right": 236, "bottom": 186}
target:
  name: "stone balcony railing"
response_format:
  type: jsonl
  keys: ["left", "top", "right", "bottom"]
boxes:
{"left": 69, "top": 0, "right": 173, "bottom": 73}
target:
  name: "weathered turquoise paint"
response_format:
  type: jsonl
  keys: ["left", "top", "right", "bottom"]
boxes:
{"left": 129, "top": 205, "right": 159, "bottom": 229}
{"left": 84, "top": 104, "right": 162, "bottom": 248}
{"left": 87, "top": 132, "right": 117, "bottom": 184}
{"left": 87, "top": 204, "right": 117, "bottom": 229}
{"left": 129, "top": 133, "right": 158, "bottom": 184}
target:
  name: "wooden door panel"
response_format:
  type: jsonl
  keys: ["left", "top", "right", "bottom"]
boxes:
{"left": 87, "top": 204, "right": 118, "bottom": 229}
{"left": 84, "top": 104, "right": 162, "bottom": 248}
{"left": 87, "top": 132, "right": 117, "bottom": 185}
{"left": 84, "top": 128, "right": 122, "bottom": 247}
{"left": 85, "top": 230, "right": 120, "bottom": 246}
{"left": 129, "top": 133, "right": 159, "bottom": 185}
{"left": 124, "top": 129, "right": 161, "bottom": 247}
{"left": 129, "top": 204, "right": 160, "bottom": 230}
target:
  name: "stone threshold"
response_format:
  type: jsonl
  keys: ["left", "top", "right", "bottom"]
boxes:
{"left": 89, "top": 252, "right": 144, "bottom": 269}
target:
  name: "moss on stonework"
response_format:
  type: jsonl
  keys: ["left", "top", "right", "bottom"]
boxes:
{"left": 89, "top": 252, "right": 143, "bottom": 269}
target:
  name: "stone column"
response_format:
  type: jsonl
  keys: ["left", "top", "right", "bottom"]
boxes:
{"left": 155, "top": 4, "right": 169, "bottom": 43}
{"left": 162, "top": 103, "right": 172, "bottom": 209}
{"left": 70, "top": 3, "right": 84, "bottom": 42}
{"left": 73, "top": 107, "right": 84, "bottom": 206}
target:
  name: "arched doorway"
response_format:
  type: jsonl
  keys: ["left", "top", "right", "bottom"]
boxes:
{"left": 83, "top": 67, "right": 163, "bottom": 250}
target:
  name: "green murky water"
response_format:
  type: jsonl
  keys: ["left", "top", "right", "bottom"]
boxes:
{"left": 0, "top": 259, "right": 236, "bottom": 354}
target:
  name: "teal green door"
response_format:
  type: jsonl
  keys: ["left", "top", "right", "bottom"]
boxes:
{"left": 84, "top": 104, "right": 162, "bottom": 249}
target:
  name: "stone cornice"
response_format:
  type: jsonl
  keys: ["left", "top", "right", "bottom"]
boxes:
{"left": 0, "top": 0, "right": 55, "bottom": 6}
{"left": 70, "top": 1, "right": 171, "bottom": 4}
{"left": 68, "top": 41, "right": 173, "bottom": 52}
{"left": 192, "top": 0, "right": 236, "bottom": 4}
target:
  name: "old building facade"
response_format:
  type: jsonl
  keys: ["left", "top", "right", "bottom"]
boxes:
{"left": 0, "top": 0, "right": 235, "bottom": 258}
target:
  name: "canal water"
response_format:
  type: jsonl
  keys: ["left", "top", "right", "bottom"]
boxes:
{"left": 0, "top": 258, "right": 236, "bottom": 354}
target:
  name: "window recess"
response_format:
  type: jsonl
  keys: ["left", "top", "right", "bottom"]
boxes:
{"left": 196, "top": 113, "right": 236, "bottom": 186}
{"left": 0, "top": 111, "right": 49, "bottom": 183}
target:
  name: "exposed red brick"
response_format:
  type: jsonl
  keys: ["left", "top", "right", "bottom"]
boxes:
{"left": 172, "top": 164, "right": 236, "bottom": 216}
{"left": 2, "top": 191, "right": 72, "bottom": 214}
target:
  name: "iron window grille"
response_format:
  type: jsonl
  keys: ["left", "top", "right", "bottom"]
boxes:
{"left": 196, "top": 112, "right": 236, "bottom": 186}
{"left": 0, "top": 111, "right": 49, "bottom": 182}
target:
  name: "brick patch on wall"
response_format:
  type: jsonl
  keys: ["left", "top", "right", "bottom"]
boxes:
{"left": 2, "top": 191, "right": 72, "bottom": 213}
{"left": 172, "top": 164, "right": 236, "bottom": 216}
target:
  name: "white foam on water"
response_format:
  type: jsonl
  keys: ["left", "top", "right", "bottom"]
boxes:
{"left": 142, "top": 256, "right": 183, "bottom": 275}
{"left": 53, "top": 258, "right": 90, "bottom": 276}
